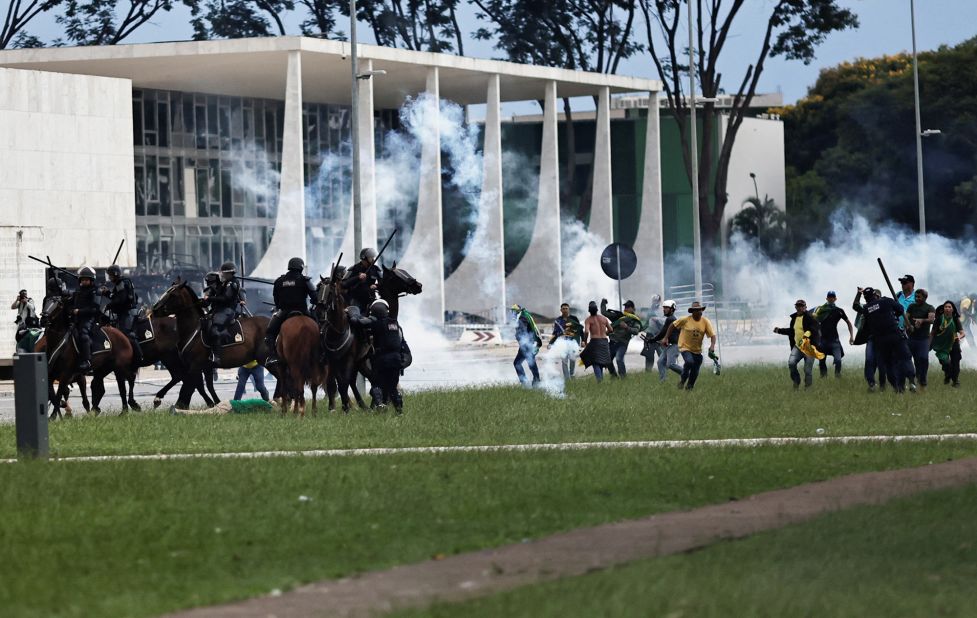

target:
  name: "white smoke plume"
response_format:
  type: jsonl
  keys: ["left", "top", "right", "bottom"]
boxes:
{"left": 561, "top": 219, "right": 619, "bottom": 311}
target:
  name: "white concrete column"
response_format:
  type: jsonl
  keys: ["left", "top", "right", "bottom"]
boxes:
{"left": 505, "top": 80, "right": 562, "bottom": 313}
{"left": 444, "top": 74, "right": 506, "bottom": 322}
{"left": 358, "top": 58, "right": 378, "bottom": 248}
{"left": 623, "top": 94, "right": 664, "bottom": 301}
{"left": 253, "top": 50, "right": 305, "bottom": 278}
{"left": 590, "top": 85, "right": 614, "bottom": 244}
{"left": 398, "top": 67, "right": 445, "bottom": 326}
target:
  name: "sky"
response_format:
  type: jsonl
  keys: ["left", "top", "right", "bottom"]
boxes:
{"left": 23, "top": 0, "right": 977, "bottom": 106}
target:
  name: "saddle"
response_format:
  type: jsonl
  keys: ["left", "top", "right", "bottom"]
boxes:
{"left": 71, "top": 327, "right": 113, "bottom": 356}
{"left": 134, "top": 314, "right": 155, "bottom": 344}
{"left": 203, "top": 319, "right": 245, "bottom": 349}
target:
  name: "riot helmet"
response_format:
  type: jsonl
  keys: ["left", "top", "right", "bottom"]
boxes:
{"left": 360, "top": 247, "right": 378, "bottom": 263}
{"left": 204, "top": 271, "right": 219, "bottom": 285}
{"left": 106, "top": 264, "right": 122, "bottom": 280}
{"left": 288, "top": 257, "right": 305, "bottom": 272}
{"left": 369, "top": 299, "right": 390, "bottom": 318}
{"left": 219, "top": 261, "right": 236, "bottom": 282}
{"left": 77, "top": 266, "right": 96, "bottom": 285}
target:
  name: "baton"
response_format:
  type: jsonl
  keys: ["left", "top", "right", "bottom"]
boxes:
{"left": 28, "top": 255, "right": 78, "bottom": 279}
{"left": 236, "top": 275, "right": 274, "bottom": 285}
{"left": 111, "top": 239, "right": 125, "bottom": 266}
{"left": 877, "top": 258, "right": 898, "bottom": 300}
{"left": 371, "top": 229, "right": 398, "bottom": 268}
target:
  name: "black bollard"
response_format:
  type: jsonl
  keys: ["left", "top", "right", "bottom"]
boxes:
{"left": 14, "top": 353, "right": 49, "bottom": 460}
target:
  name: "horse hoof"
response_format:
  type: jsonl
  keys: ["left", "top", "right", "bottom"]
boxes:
{"left": 91, "top": 407, "right": 101, "bottom": 416}
{"left": 119, "top": 408, "right": 129, "bottom": 416}
{"left": 129, "top": 402, "right": 142, "bottom": 411}
{"left": 153, "top": 398, "right": 162, "bottom": 409}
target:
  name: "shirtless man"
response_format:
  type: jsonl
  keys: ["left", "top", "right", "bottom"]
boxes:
{"left": 580, "top": 300, "right": 616, "bottom": 382}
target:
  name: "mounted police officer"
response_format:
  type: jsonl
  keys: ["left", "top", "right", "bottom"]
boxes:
{"left": 200, "top": 261, "right": 244, "bottom": 364}
{"left": 343, "top": 247, "right": 382, "bottom": 316}
{"left": 264, "top": 257, "right": 317, "bottom": 366}
{"left": 71, "top": 266, "right": 101, "bottom": 372}
{"left": 100, "top": 264, "right": 142, "bottom": 364}
{"left": 351, "top": 298, "right": 404, "bottom": 414}
{"left": 43, "top": 275, "right": 68, "bottom": 307}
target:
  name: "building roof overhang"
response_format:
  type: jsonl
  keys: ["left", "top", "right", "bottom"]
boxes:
{"left": 0, "top": 36, "right": 661, "bottom": 108}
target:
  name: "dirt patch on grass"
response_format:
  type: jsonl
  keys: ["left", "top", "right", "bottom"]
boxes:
{"left": 167, "top": 456, "right": 977, "bottom": 617}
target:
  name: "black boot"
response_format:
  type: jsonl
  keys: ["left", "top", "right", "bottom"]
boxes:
{"left": 130, "top": 337, "right": 144, "bottom": 365}
{"left": 264, "top": 335, "right": 279, "bottom": 365}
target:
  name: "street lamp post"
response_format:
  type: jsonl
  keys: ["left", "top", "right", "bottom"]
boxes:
{"left": 910, "top": 0, "right": 926, "bottom": 237}
{"left": 350, "top": 0, "right": 362, "bottom": 256}
{"left": 749, "top": 172, "right": 760, "bottom": 251}
{"left": 687, "top": 0, "right": 702, "bottom": 301}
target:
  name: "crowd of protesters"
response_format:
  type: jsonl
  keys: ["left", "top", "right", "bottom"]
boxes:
{"left": 507, "top": 271, "right": 969, "bottom": 393}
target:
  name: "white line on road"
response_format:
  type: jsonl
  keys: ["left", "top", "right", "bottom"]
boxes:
{"left": 4, "top": 433, "right": 977, "bottom": 464}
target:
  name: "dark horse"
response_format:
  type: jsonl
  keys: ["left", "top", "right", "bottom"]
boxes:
{"left": 316, "top": 262, "right": 422, "bottom": 412}
{"left": 129, "top": 313, "right": 220, "bottom": 409}
{"left": 33, "top": 330, "right": 90, "bottom": 416}
{"left": 151, "top": 281, "right": 270, "bottom": 409}
{"left": 276, "top": 315, "right": 326, "bottom": 417}
{"left": 36, "top": 296, "right": 137, "bottom": 417}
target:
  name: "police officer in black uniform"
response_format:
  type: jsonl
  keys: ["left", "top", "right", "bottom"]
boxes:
{"left": 201, "top": 261, "right": 244, "bottom": 364}
{"left": 100, "top": 264, "right": 143, "bottom": 364}
{"left": 43, "top": 274, "right": 68, "bottom": 307}
{"left": 351, "top": 298, "right": 404, "bottom": 414}
{"left": 264, "top": 257, "right": 317, "bottom": 365}
{"left": 343, "top": 247, "right": 382, "bottom": 316}
{"left": 853, "top": 286, "right": 915, "bottom": 393}
{"left": 71, "top": 266, "right": 101, "bottom": 372}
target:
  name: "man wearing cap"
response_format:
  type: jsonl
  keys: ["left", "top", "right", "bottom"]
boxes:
{"left": 813, "top": 291, "right": 854, "bottom": 379}
{"left": 601, "top": 298, "right": 643, "bottom": 378}
{"left": 657, "top": 302, "right": 716, "bottom": 391}
{"left": 645, "top": 299, "right": 682, "bottom": 382}
{"left": 852, "top": 286, "right": 914, "bottom": 393}
{"left": 905, "top": 289, "right": 936, "bottom": 390}
{"left": 774, "top": 299, "right": 823, "bottom": 389}
{"left": 853, "top": 287, "right": 889, "bottom": 391}
{"left": 895, "top": 275, "right": 916, "bottom": 332}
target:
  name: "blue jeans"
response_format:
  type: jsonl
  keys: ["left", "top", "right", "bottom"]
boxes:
{"left": 818, "top": 340, "right": 844, "bottom": 376}
{"left": 514, "top": 343, "right": 540, "bottom": 385}
{"left": 609, "top": 340, "right": 629, "bottom": 377}
{"left": 788, "top": 347, "right": 814, "bottom": 387}
{"left": 658, "top": 344, "right": 682, "bottom": 381}
{"left": 234, "top": 365, "right": 269, "bottom": 401}
{"left": 679, "top": 351, "right": 703, "bottom": 389}
{"left": 908, "top": 338, "right": 930, "bottom": 386}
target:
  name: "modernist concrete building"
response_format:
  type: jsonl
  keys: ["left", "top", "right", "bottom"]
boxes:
{"left": 0, "top": 36, "right": 665, "bottom": 329}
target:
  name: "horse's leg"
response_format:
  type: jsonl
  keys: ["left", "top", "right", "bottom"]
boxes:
{"left": 76, "top": 376, "right": 91, "bottom": 412}
{"left": 90, "top": 374, "right": 106, "bottom": 415}
{"left": 115, "top": 371, "right": 130, "bottom": 415}
{"left": 332, "top": 365, "right": 351, "bottom": 413}
{"left": 205, "top": 370, "right": 220, "bottom": 405}
{"left": 327, "top": 376, "right": 337, "bottom": 412}
{"left": 154, "top": 374, "right": 182, "bottom": 408}
{"left": 310, "top": 383, "right": 318, "bottom": 418}
{"left": 174, "top": 378, "right": 196, "bottom": 411}
{"left": 127, "top": 372, "right": 141, "bottom": 411}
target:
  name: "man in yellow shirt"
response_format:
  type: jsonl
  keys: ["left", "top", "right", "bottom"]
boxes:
{"left": 658, "top": 302, "right": 717, "bottom": 390}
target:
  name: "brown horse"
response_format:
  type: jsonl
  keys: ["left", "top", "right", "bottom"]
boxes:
{"left": 37, "top": 296, "right": 136, "bottom": 417}
{"left": 151, "top": 281, "right": 270, "bottom": 410}
{"left": 276, "top": 315, "right": 326, "bottom": 417}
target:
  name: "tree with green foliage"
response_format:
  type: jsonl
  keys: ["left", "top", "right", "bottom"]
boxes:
{"left": 777, "top": 37, "right": 977, "bottom": 244}
{"left": 638, "top": 0, "right": 858, "bottom": 270}
{"left": 56, "top": 0, "right": 200, "bottom": 45}
{"left": 192, "top": 0, "right": 293, "bottom": 39}
{"left": 1, "top": 0, "right": 64, "bottom": 48}
{"left": 729, "top": 195, "right": 787, "bottom": 258}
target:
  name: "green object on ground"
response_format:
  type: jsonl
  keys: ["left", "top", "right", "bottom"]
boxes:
{"left": 405, "top": 483, "right": 977, "bottom": 618}
{"left": 229, "top": 399, "right": 274, "bottom": 414}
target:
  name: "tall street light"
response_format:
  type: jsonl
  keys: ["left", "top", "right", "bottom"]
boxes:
{"left": 910, "top": 0, "right": 926, "bottom": 237}
{"left": 687, "top": 0, "right": 702, "bottom": 301}
{"left": 350, "top": 0, "right": 362, "bottom": 256}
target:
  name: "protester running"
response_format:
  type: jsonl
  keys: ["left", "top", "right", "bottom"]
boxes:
{"left": 774, "top": 299, "right": 824, "bottom": 389}
{"left": 658, "top": 301, "right": 716, "bottom": 391}
{"left": 931, "top": 300, "right": 965, "bottom": 388}
{"left": 549, "top": 302, "right": 582, "bottom": 380}
{"left": 905, "top": 288, "right": 936, "bottom": 391}
{"left": 600, "top": 298, "right": 643, "bottom": 378}
{"left": 580, "top": 301, "right": 615, "bottom": 382}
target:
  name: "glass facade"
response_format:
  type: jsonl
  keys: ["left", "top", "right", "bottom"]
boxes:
{"left": 133, "top": 88, "right": 382, "bottom": 275}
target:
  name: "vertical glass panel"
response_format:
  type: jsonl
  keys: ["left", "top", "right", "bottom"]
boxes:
{"left": 132, "top": 99, "right": 142, "bottom": 145}
{"left": 159, "top": 165, "right": 171, "bottom": 216}
{"left": 157, "top": 101, "right": 169, "bottom": 148}
{"left": 221, "top": 170, "right": 232, "bottom": 218}
{"left": 196, "top": 167, "right": 208, "bottom": 217}
{"left": 195, "top": 105, "right": 206, "bottom": 149}
{"left": 209, "top": 159, "right": 220, "bottom": 217}
{"left": 134, "top": 163, "right": 145, "bottom": 216}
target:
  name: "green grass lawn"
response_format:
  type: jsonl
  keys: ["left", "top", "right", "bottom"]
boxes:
{"left": 1, "top": 367, "right": 975, "bottom": 458}
{"left": 2, "top": 443, "right": 975, "bottom": 617}
{"left": 404, "top": 483, "right": 977, "bottom": 618}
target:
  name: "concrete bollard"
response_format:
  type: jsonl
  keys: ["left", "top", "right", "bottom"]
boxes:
{"left": 14, "top": 353, "right": 49, "bottom": 460}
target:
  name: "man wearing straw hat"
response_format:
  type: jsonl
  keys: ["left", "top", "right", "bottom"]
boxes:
{"left": 658, "top": 301, "right": 717, "bottom": 391}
